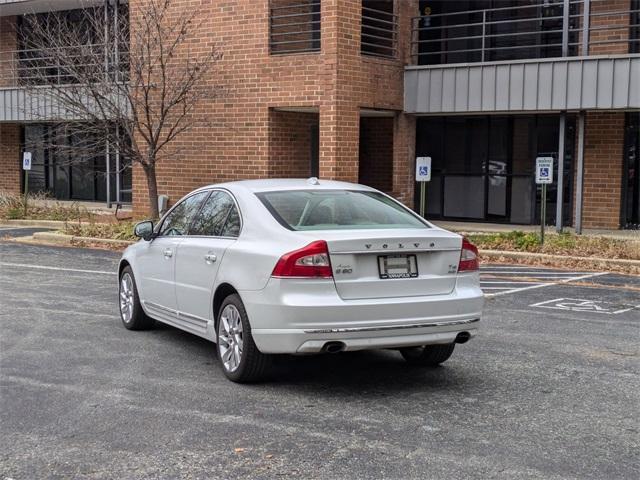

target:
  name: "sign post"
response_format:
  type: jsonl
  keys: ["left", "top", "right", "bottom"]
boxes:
{"left": 535, "top": 156, "right": 554, "bottom": 245}
{"left": 22, "top": 152, "right": 32, "bottom": 217}
{"left": 415, "top": 157, "right": 431, "bottom": 218}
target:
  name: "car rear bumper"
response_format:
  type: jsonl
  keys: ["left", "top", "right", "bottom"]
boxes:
{"left": 241, "top": 273, "right": 484, "bottom": 354}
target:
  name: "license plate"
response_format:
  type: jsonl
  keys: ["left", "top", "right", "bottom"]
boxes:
{"left": 378, "top": 254, "right": 418, "bottom": 279}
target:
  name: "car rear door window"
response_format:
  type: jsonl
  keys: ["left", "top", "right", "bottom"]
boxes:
{"left": 159, "top": 191, "right": 209, "bottom": 236}
{"left": 189, "top": 191, "right": 241, "bottom": 237}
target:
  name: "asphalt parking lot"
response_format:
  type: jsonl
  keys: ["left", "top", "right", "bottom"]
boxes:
{"left": 1, "top": 232, "right": 638, "bottom": 479}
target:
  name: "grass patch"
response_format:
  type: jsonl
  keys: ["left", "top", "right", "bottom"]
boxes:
{"left": 0, "top": 191, "right": 94, "bottom": 222}
{"left": 467, "top": 231, "right": 640, "bottom": 261}
{"left": 61, "top": 220, "right": 137, "bottom": 242}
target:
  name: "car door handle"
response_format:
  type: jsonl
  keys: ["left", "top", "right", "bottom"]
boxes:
{"left": 204, "top": 254, "right": 217, "bottom": 264}
{"left": 163, "top": 248, "right": 173, "bottom": 258}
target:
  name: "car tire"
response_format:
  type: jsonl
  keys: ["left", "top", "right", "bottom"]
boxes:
{"left": 400, "top": 343, "right": 455, "bottom": 366}
{"left": 119, "top": 266, "right": 154, "bottom": 330}
{"left": 216, "top": 294, "right": 271, "bottom": 383}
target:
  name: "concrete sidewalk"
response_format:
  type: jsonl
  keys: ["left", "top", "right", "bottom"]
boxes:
{"left": 433, "top": 220, "right": 640, "bottom": 241}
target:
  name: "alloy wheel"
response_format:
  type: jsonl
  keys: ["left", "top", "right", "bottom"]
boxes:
{"left": 218, "top": 304, "right": 244, "bottom": 372}
{"left": 119, "top": 273, "right": 134, "bottom": 323}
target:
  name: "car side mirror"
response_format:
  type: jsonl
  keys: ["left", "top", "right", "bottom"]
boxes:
{"left": 134, "top": 221, "right": 155, "bottom": 241}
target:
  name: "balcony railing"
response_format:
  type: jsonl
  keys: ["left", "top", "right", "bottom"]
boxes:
{"left": 411, "top": 0, "right": 640, "bottom": 65}
{"left": 0, "top": 43, "right": 129, "bottom": 87}
{"left": 270, "top": 0, "right": 321, "bottom": 55}
{"left": 361, "top": 1, "right": 398, "bottom": 58}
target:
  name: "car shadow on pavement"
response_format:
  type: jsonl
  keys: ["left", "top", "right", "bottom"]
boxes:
{"left": 151, "top": 322, "right": 479, "bottom": 394}
{"left": 269, "top": 351, "right": 478, "bottom": 393}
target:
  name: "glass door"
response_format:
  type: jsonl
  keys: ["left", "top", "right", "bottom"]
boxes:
{"left": 623, "top": 113, "right": 640, "bottom": 229}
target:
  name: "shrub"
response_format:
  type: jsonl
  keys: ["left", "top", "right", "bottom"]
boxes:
{"left": 0, "top": 191, "right": 94, "bottom": 222}
{"left": 62, "top": 220, "right": 137, "bottom": 241}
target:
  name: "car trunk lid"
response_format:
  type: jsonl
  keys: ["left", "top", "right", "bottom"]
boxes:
{"left": 299, "top": 229, "right": 462, "bottom": 300}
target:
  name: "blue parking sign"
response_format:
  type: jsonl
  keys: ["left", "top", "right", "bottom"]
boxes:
{"left": 22, "top": 152, "right": 32, "bottom": 171}
{"left": 535, "top": 157, "right": 553, "bottom": 184}
{"left": 415, "top": 157, "right": 432, "bottom": 182}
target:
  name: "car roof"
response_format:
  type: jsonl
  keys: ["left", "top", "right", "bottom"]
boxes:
{"left": 198, "top": 178, "right": 377, "bottom": 194}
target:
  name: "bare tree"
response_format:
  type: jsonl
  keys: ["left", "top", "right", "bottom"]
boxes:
{"left": 18, "top": 0, "right": 222, "bottom": 218}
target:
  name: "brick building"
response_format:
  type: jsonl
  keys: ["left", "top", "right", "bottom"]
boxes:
{"left": 0, "top": 0, "right": 639, "bottom": 230}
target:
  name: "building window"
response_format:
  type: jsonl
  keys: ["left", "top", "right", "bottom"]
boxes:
{"left": 413, "top": 0, "right": 580, "bottom": 65}
{"left": 623, "top": 113, "right": 640, "bottom": 229}
{"left": 415, "top": 115, "right": 575, "bottom": 226}
{"left": 631, "top": 0, "right": 640, "bottom": 54}
{"left": 22, "top": 124, "right": 131, "bottom": 203}
{"left": 15, "top": 5, "right": 128, "bottom": 86}
{"left": 361, "top": 1, "right": 397, "bottom": 58}
{"left": 270, "top": 0, "right": 321, "bottom": 55}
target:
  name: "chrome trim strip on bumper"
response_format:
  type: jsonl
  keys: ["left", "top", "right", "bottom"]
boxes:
{"left": 303, "top": 318, "right": 480, "bottom": 334}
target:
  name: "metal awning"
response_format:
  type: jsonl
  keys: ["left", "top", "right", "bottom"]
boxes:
{"left": 404, "top": 55, "right": 640, "bottom": 114}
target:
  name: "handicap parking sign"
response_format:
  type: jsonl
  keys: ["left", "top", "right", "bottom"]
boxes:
{"left": 535, "top": 157, "right": 553, "bottom": 184}
{"left": 415, "top": 157, "right": 432, "bottom": 182}
{"left": 22, "top": 152, "right": 32, "bottom": 171}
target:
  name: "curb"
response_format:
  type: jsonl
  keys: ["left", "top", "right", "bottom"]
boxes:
{"left": 2, "top": 219, "right": 67, "bottom": 228}
{"left": 32, "top": 231, "right": 135, "bottom": 247}
{"left": 479, "top": 249, "right": 640, "bottom": 267}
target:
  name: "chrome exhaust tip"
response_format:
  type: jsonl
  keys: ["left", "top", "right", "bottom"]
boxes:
{"left": 323, "top": 341, "right": 346, "bottom": 353}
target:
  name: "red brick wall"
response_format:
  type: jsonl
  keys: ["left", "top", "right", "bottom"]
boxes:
{"left": 359, "top": 116, "right": 393, "bottom": 193}
{"left": 323, "top": 0, "right": 417, "bottom": 205}
{"left": 580, "top": 112, "right": 625, "bottom": 229}
{"left": 0, "top": 124, "right": 21, "bottom": 194}
{"left": 130, "top": 0, "right": 418, "bottom": 215}
{"left": 268, "top": 110, "right": 317, "bottom": 178}
{"left": 0, "top": 16, "right": 17, "bottom": 87}
{"left": 588, "top": 0, "right": 631, "bottom": 55}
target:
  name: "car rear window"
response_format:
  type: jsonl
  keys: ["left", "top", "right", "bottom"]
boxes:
{"left": 257, "top": 190, "right": 429, "bottom": 231}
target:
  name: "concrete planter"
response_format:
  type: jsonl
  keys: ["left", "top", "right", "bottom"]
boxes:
{"left": 480, "top": 249, "right": 640, "bottom": 268}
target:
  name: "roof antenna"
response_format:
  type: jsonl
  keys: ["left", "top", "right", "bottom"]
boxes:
{"left": 307, "top": 177, "right": 320, "bottom": 186}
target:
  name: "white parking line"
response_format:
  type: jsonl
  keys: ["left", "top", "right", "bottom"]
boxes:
{"left": 484, "top": 272, "right": 609, "bottom": 298}
{"left": 0, "top": 262, "right": 115, "bottom": 276}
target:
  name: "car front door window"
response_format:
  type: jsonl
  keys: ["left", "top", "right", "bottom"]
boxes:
{"left": 159, "top": 191, "right": 209, "bottom": 237}
{"left": 189, "top": 191, "right": 241, "bottom": 237}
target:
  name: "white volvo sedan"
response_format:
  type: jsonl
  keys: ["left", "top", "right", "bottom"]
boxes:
{"left": 118, "top": 179, "right": 483, "bottom": 382}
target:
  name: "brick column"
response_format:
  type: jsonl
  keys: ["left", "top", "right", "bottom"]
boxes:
{"left": 580, "top": 112, "right": 625, "bottom": 229}
{"left": 0, "top": 16, "right": 17, "bottom": 87}
{"left": 317, "top": 0, "right": 359, "bottom": 183}
{"left": 588, "top": 0, "right": 631, "bottom": 55}
{"left": 392, "top": 114, "right": 416, "bottom": 207}
{"left": 319, "top": 103, "right": 359, "bottom": 182}
{"left": 0, "top": 124, "right": 22, "bottom": 194}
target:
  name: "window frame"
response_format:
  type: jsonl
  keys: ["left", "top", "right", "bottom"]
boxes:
{"left": 187, "top": 189, "right": 243, "bottom": 238}
{"left": 155, "top": 188, "right": 243, "bottom": 239}
{"left": 155, "top": 190, "right": 211, "bottom": 238}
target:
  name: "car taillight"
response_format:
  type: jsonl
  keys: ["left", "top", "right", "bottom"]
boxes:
{"left": 271, "top": 241, "right": 333, "bottom": 278}
{"left": 458, "top": 238, "right": 479, "bottom": 272}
